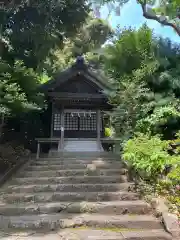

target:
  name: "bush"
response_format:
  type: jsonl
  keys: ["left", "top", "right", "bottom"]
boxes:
{"left": 170, "top": 130, "right": 180, "bottom": 155}
{"left": 0, "top": 141, "right": 31, "bottom": 174}
{"left": 136, "top": 105, "right": 180, "bottom": 140}
{"left": 122, "top": 133, "right": 179, "bottom": 181}
{"left": 168, "top": 165, "right": 180, "bottom": 185}
{"left": 105, "top": 127, "right": 112, "bottom": 137}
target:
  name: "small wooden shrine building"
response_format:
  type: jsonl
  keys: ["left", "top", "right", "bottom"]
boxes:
{"left": 39, "top": 56, "right": 112, "bottom": 152}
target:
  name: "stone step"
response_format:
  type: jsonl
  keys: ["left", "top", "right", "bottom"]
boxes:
{"left": 47, "top": 154, "right": 119, "bottom": 158}
{"left": 17, "top": 169, "right": 127, "bottom": 178}
{"left": 48, "top": 152, "right": 119, "bottom": 158}
{"left": 27, "top": 163, "right": 124, "bottom": 171}
{"left": 37, "top": 155, "right": 120, "bottom": 158}
{"left": 0, "top": 213, "right": 163, "bottom": 230}
{"left": 0, "top": 200, "right": 151, "bottom": 216}
{"left": 63, "top": 140, "right": 102, "bottom": 152}
{"left": 58, "top": 229, "right": 172, "bottom": 240}
{"left": 12, "top": 175, "right": 128, "bottom": 185}
{"left": 3, "top": 183, "right": 134, "bottom": 194}
{"left": 34, "top": 159, "right": 122, "bottom": 165}
{"left": 1, "top": 191, "right": 139, "bottom": 204}
{"left": 1, "top": 230, "right": 171, "bottom": 240}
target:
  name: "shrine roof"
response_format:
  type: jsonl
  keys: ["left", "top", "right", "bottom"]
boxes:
{"left": 40, "top": 56, "right": 113, "bottom": 93}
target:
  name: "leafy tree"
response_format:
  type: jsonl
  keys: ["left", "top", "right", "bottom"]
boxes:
{"left": 103, "top": 25, "right": 155, "bottom": 77}
{"left": 0, "top": 0, "right": 90, "bottom": 69}
{"left": 0, "top": 60, "right": 45, "bottom": 116}
{"left": 101, "top": 24, "right": 180, "bottom": 139}
{"left": 91, "top": 0, "right": 180, "bottom": 36}
{"left": 43, "top": 16, "right": 113, "bottom": 74}
{"left": 0, "top": 0, "right": 93, "bottom": 115}
{"left": 136, "top": 103, "right": 180, "bottom": 139}
{"left": 101, "top": 25, "right": 157, "bottom": 138}
{"left": 0, "top": 5, "right": 113, "bottom": 153}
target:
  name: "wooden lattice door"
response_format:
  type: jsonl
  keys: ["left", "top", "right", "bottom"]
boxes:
{"left": 64, "top": 111, "right": 97, "bottom": 138}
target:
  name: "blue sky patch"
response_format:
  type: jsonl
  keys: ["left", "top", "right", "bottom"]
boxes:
{"left": 100, "top": 0, "right": 180, "bottom": 43}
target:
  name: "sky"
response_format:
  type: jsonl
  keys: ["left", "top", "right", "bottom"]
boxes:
{"left": 100, "top": 0, "right": 180, "bottom": 43}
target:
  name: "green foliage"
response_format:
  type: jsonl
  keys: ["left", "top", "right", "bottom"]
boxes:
{"left": 0, "top": 1, "right": 97, "bottom": 116}
{"left": 105, "top": 127, "right": 112, "bottom": 137}
{"left": 44, "top": 16, "right": 113, "bottom": 74}
{"left": 0, "top": 0, "right": 89, "bottom": 69}
{"left": 168, "top": 165, "right": 180, "bottom": 185}
{"left": 122, "top": 133, "right": 178, "bottom": 180}
{"left": 103, "top": 25, "right": 155, "bottom": 78}
{"left": 102, "top": 25, "right": 180, "bottom": 140}
{"left": 0, "top": 60, "right": 44, "bottom": 115}
{"left": 73, "top": 17, "right": 113, "bottom": 56}
{"left": 102, "top": 25, "right": 160, "bottom": 139}
{"left": 168, "top": 131, "right": 180, "bottom": 185}
{"left": 136, "top": 104, "right": 180, "bottom": 137}
{"left": 176, "top": 131, "right": 180, "bottom": 139}
{"left": 95, "top": 19, "right": 180, "bottom": 214}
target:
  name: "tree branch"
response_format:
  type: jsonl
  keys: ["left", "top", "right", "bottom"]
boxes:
{"left": 139, "top": 0, "right": 180, "bottom": 37}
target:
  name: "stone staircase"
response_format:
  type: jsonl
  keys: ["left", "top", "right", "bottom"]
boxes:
{"left": 0, "top": 153, "right": 172, "bottom": 239}
{"left": 63, "top": 140, "right": 103, "bottom": 152}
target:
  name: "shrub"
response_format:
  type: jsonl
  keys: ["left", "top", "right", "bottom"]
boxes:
{"left": 105, "top": 127, "right": 112, "bottom": 137}
{"left": 136, "top": 105, "right": 180, "bottom": 139}
{"left": 168, "top": 165, "right": 180, "bottom": 185}
{"left": 0, "top": 141, "right": 31, "bottom": 174}
{"left": 122, "top": 133, "right": 178, "bottom": 181}
{"left": 170, "top": 130, "right": 180, "bottom": 155}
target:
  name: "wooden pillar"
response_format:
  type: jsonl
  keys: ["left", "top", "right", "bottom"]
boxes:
{"left": 97, "top": 110, "right": 101, "bottom": 144}
{"left": 58, "top": 109, "right": 64, "bottom": 151}
{"left": 50, "top": 102, "right": 54, "bottom": 138}
{"left": 36, "top": 142, "right": 40, "bottom": 159}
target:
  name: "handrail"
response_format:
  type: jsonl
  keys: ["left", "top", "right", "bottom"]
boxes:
{"left": 35, "top": 137, "right": 122, "bottom": 159}
{"left": 35, "top": 138, "right": 61, "bottom": 159}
